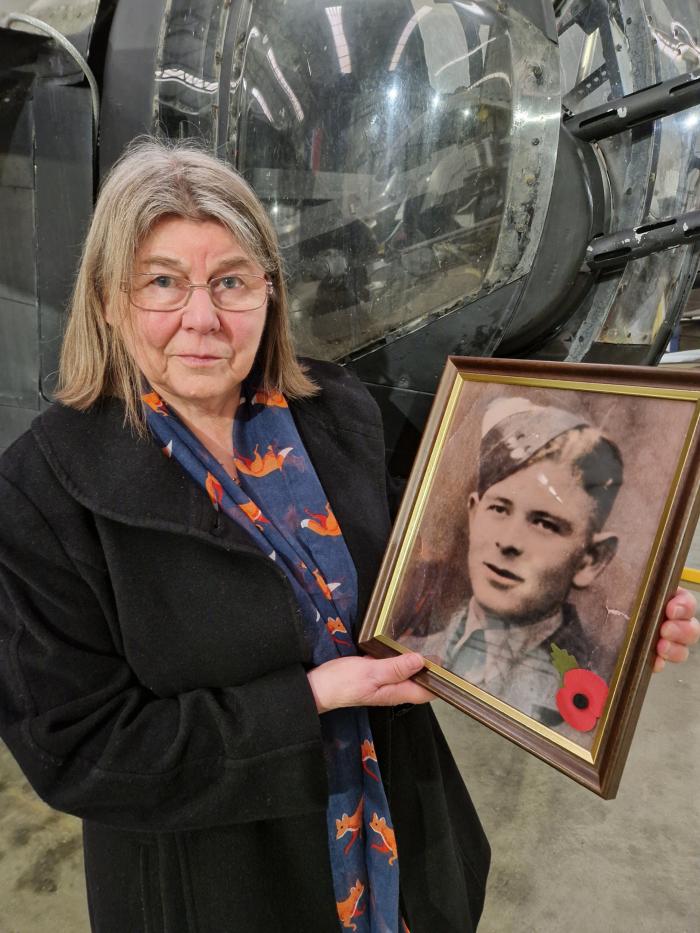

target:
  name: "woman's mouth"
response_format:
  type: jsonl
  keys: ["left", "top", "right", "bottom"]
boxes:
{"left": 176, "top": 354, "right": 224, "bottom": 366}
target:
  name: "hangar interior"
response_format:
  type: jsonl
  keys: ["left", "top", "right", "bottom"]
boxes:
{"left": 1, "top": 1, "right": 699, "bottom": 931}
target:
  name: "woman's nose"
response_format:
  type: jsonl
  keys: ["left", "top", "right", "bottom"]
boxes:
{"left": 181, "top": 287, "right": 221, "bottom": 331}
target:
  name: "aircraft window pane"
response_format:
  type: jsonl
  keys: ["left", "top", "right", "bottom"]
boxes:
{"left": 228, "top": 1, "right": 559, "bottom": 361}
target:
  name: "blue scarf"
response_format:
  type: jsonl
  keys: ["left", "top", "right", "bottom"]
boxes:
{"left": 144, "top": 383, "right": 402, "bottom": 933}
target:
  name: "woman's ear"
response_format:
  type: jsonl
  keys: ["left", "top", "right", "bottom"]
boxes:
{"left": 572, "top": 532, "right": 619, "bottom": 589}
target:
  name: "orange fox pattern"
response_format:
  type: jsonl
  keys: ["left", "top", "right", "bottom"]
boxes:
{"left": 369, "top": 813, "right": 398, "bottom": 866}
{"left": 312, "top": 568, "right": 341, "bottom": 600}
{"left": 238, "top": 499, "right": 270, "bottom": 529}
{"left": 205, "top": 472, "right": 223, "bottom": 510}
{"left": 143, "top": 381, "right": 400, "bottom": 930}
{"left": 327, "top": 616, "right": 350, "bottom": 646}
{"left": 142, "top": 391, "right": 168, "bottom": 416}
{"left": 233, "top": 443, "right": 292, "bottom": 477}
{"left": 361, "top": 739, "right": 380, "bottom": 782}
{"left": 336, "top": 879, "right": 365, "bottom": 931}
{"left": 301, "top": 502, "right": 341, "bottom": 536}
{"left": 335, "top": 795, "right": 364, "bottom": 855}
{"left": 251, "top": 388, "right": 288, "bottom": 407}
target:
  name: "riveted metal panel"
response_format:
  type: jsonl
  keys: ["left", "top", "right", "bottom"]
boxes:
{"left": 99, "top": 0, "right": 168, "bottom": 175}
{"left": 0, "top": 95, "right": 34, "bottom": 189}
{"left": 0, "top": 404, "right": 37, "bottom": 453}
{"left": 0, "top": 297, "right": 39, "bottom": 407}
{"left": 0, "top": 186, "right": 36, "bottom": 306}
{"left": 33, "top": 83, "right": 93, "bottom": 400}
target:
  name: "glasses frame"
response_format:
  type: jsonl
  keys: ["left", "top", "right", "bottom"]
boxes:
{"left": 124, "top": 272, "right": 274, "bottom": 313}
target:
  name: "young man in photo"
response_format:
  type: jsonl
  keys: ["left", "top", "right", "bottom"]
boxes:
{"left": 441, "top": 397, "right": 624, "bottom": 727}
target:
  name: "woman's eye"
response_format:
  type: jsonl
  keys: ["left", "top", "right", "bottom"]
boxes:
{"left": 218, "top": 275, "right": 244, "bottom": 290}
{"left": 487, "top": 503, "right": 506, "bottom": 514}
{"left": 152, "top": 275, "right": 176, "bottom": 288}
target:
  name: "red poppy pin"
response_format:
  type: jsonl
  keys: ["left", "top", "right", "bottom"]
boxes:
{"left": 550, "top": 644, "right": 609, "bottom": 732}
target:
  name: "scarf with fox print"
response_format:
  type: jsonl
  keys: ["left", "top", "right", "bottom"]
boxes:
{"left": 144, "top": 383, "right": 402, "bottom": 933}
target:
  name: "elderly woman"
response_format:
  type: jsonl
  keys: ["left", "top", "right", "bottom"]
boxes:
{"left": 0, "top": 141, "right": 696, "bottom": 933}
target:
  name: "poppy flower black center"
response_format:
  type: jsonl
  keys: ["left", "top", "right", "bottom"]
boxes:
{"left": 573, "top": 693, "right": 589, "bottom": 710}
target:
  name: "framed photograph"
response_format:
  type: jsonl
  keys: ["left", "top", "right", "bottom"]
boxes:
{"left": 359, "top": 357, "right": 700, "bottom": 798}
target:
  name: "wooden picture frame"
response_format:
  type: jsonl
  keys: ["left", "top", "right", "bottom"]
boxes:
{"left": 359, "top": 357, "right": 700, "bottom": 798}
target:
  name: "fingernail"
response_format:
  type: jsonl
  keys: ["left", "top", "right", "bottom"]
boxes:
{"left": 657, "top": 638, "right": 670, "bottom": 658}
{"left": 671, "top": 605, "right": 686, "bottom": 620}
{"left": 662, "top": 623, "right": 678, "bottom": 640}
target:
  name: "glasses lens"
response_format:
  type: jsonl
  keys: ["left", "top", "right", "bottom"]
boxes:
{"left": 129, "top": 273, "right": 269, "bottom": 311}
{"left": 132, "top": 274, "right": 188, "bottom": 311}
{"left": 212, "top": 274, "right": 268, "bottom": 310}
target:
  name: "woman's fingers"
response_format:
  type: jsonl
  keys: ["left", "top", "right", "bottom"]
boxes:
{"left": 369, "top": 652, "right": 425, "bottom": 685}
{"left": 654, "top": 617, "right": 699, "bottom": 669}
{"left": 307, "top": 653, "right": 430, "bottom": 713}
{"left": 665, "top": 586, "right": 697, "bottom": 622}
{"left": 656, "top": 638, "right": 690, "bottom": 664}
{"left": 369, "top": 654, "right": 432, "bottom": 706}
{"left": 659, "top": 616, "right": 700, "bottom": 647}
{"left": 373, "top": 680, "right": 435, "bottom": 707}
{"left": 653, "top": 589, "right": 699, "bottom": 673}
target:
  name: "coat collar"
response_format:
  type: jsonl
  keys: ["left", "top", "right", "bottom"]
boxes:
{"left": 31, "top": 365, "right": 388, "bottom": 621}
{"left": 33, "top": 396, "right": 218, "bottom": 537}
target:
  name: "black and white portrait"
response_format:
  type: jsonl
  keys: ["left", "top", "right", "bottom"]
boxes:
{"left": 388, "top": 380, "right": 695, "bottom": 750}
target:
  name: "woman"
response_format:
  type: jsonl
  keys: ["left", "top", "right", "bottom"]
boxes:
{"left": 0, "top": 141, "right": 696, "bottom": 933}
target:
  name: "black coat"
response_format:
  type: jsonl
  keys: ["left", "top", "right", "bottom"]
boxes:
{"left": 0, "top": 360, "right": 489, "bottom": 932}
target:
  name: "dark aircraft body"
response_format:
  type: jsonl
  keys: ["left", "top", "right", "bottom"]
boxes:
{"left": 1, "top": 0, "right": 699, "bottom": 470}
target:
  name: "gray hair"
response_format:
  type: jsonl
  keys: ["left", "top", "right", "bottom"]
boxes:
{"left": 56, "top": 138, "right": 316, "bottom": 430}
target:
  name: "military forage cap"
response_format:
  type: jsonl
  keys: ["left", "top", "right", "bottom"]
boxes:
{"left": 477, "top": 397, "right": 589, "bottom": 495}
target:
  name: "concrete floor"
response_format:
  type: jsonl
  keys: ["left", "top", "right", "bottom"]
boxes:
{"left": 0, "top": 7, "right": 698, "bottom": 927}
{"left": 443, "top": 647, "right": 700, "bottom": 933}
{"left": 0, "top": 754, "right": 86, "bottom": 932}
{"left": 0, "top": 641, "right": 698, "bottom": 932}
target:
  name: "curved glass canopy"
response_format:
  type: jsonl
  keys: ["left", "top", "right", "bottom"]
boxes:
{"left": 153, "top": 0, "right": 560, "bottom": 362}
{"left": 231, "top": 1, "right": 559, "bottom": 360}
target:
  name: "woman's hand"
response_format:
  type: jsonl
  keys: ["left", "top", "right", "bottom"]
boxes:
{"left": 654, "top": 587, "right": 700, "bottom": 673}
{"left": 307, "top": 653, "right": 434, "bottom": 714}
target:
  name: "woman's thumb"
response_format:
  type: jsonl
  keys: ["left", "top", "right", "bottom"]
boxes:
{"left": 379, "top": 652, "right": 425, "bottom": 684}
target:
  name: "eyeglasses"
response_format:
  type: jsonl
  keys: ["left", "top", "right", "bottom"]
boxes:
{"left": 125, "top": 272, "right": 273, "bottom": 312}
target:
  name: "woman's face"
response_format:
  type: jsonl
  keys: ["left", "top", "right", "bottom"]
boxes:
{"left": 110, "top": 216, "right": 269, "bottom": 418}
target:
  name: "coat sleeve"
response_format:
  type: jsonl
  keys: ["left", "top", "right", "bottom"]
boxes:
{"left": 0, "top": 470, "right": 328, "bottom": 833}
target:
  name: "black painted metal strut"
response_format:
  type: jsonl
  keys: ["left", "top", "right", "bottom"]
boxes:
{"left": 586, "top": 211, "right": 700, "bottom": 271}
{"left": 565, "top": 70, "right": 700, "bottom": 141}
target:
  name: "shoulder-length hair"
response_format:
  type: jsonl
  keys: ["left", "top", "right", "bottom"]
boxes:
{"left": 56, "top": 138, "right": 316, "bottom": 431}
